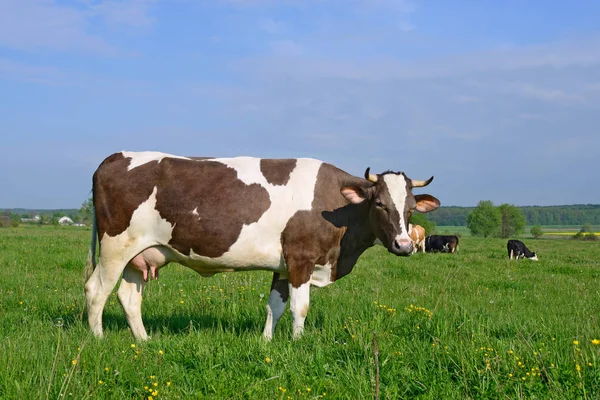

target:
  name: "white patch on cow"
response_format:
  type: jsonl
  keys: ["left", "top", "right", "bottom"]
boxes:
{"left": 178, "top": 157, "right": 323, "bottom": 272}
{"left": 383, "top": 174, "right": 411, "bottom": 242}
{"left": 289, "top": 282, "right": 310, "bottom": 339}
{"left": 212, "top": 157, "right": 265, "bottom": 186}
{"left": 191, "top": 207, "right": 201, "bottom": 221}
{"left": 310, "top": 263, "right": 333, "bottom": 287}
{"left": 100, "top": 187, "right": 174, "bottom": 261}
{"left": 122, "top": 151, "right": 191, "bottom": 171}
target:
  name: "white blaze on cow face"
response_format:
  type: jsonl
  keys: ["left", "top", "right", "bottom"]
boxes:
{"left": 122, "top": 151, "right": 191, "bottom": 171}
{"left": 382, "top": 173, "right": 411, "bottom": 243}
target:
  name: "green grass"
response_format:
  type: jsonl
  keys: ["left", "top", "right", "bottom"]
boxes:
{"left": 1, "top": 226, "right": 600, "bottom": 399}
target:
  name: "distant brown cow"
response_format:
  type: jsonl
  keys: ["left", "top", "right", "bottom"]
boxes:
{"left": 409, "top": 224, "right": 426, "bottom": 253}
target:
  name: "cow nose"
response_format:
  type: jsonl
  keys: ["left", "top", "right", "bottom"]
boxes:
{"left": 392, "top": 237, "right": 413, "bottom": 256}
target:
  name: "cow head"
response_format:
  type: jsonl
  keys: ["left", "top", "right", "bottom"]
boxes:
{"left": 341, "top": 168, "right": 440, "bottom": 256}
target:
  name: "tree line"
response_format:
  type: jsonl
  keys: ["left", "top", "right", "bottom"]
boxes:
{"left": 0, "top": 199, "right": 93, "bottom": 227}
{"left": 426, "top": 204, "right": 600, "bottom": 226}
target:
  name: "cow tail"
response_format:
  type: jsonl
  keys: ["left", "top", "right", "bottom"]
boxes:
{"left": 83, "top": 206, "right": 97, "bottom": 283}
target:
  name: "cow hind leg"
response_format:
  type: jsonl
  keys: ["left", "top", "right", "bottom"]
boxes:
{"left": 117, "top": 264, "right": 149, "bottom": 341}
{"left": 263, "top": 273, "right": 289, "bottom": 341}
{"left": 117, "top": 246, "right": 173, "bottom": 340}
{"left": 84, "top": 259, "right": 128, "bottom": 338}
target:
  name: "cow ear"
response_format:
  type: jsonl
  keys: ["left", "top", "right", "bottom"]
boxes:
{"left": 414, "top": 194, "right": 440, "bottom": 213}
{"left": 341, "top": 186, "right": 368, "bottom": 204}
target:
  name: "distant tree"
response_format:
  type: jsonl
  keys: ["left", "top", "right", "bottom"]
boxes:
{"left": 574, "top": 224, "right": 597, "bottom": 241}
{"left": 580, "top": 223, "right": 593, "bottom": 233}
{"left": 467, "top": 200, "right": 501, "bottom": 238}
{"left": 410, "top": 213, "right": 436, "bottom": 236}
{"left": 51, "top": 212, "right": 62, "bottom": 226}
{"left": 77, "top": 197, "right": 94, "bottom": 225}
{"left": 498, "top": 203, "right": 526, "bottom": 238}
{"left": 530, "top": 225, "right": 543, "bottom": 239}
{"left": 9, "top": 213, "right": 20, "bottom": 228}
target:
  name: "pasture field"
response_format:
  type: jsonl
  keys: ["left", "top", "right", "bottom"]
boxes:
{"left": 1, "top": 226, "right": 600, "bottom": 399}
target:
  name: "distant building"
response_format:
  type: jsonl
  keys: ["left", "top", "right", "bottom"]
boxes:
{"left": 21, "top": 215, "right": 41, "bottom": 223}
{"left": 58, "top": 216, "right": 74, "bottom": 225}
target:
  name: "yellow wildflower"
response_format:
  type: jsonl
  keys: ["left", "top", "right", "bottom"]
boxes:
{"left": 131, "top": 344, "right": 136, "bottom": 348}
{"left": 72, "top": 359, "right": 77, "bottom": 365}
{"left": 573, "top": 340, "right": 579, "bottom": 346}
{"left": 265, "top": 357, "right": 271, "bottom": 363}
{"left": 592, "top": 339, "right": 600, "bottom": 345}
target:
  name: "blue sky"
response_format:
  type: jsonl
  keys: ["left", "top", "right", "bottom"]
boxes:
{"left": 1, "top": 0, "right": 599, "bottom": 209}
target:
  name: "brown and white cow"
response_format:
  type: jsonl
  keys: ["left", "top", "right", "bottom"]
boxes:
{"left": 408, "top": 224, "right": 426, "bottom": 253}
{"left": 84, "top": 151, "right": 440, "bottom": 341}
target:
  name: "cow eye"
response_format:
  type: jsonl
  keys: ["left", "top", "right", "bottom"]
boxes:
{"left": 375, "top": 199, "right": 384, "bottom": 208}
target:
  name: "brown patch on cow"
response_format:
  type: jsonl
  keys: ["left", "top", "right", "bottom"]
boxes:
{"left": 300, "top": 304, "right": 309, "bottom": 318}
{"left": 155, "top": 158, "right": 270, "bottom": 257}
{"left": 93, "top": 152, "right": 157, "bottom": 238}
{"left": 281, "top": 163, "right": 375, "bottom": 288}
{"left": 92, "top": 154, "right": 271, "bottom": 258}
{"left": 260, "top": 159, "right": 297, "bottom": 186}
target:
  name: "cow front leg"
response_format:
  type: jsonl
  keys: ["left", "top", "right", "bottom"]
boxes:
{"left": 289, "top": 281, "right": 311, "bottom": 340}
{"left": 263, "top": 273, "right": 289, "bottom": 341}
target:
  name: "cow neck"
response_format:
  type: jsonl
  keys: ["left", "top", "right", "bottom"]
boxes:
{"left": 334, "top": 201, "right": 377, "bottom": 280}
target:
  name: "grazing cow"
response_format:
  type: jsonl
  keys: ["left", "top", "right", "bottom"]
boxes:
{"left": 507, "top": 239, "right": 538, "bottom": 261}
{"left": 425, "top": 235, "right": 459, "bottom": 254}
{"left": 84, "top": 151, "right": 440, "bottom": 341}
{"left": 408, "top": 224, "right": 426, "bottom": 253}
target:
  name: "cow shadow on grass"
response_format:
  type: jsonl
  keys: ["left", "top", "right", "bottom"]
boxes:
{"left": 100, "top": 311, "right": 265, "bottom": 337}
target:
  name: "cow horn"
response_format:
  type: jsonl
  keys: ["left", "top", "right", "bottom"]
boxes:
{"left": 411, "top": 176, "right": 434, "bottom": 188}
{"left": 364, "top": 167, "right": 378, "bottom": 183}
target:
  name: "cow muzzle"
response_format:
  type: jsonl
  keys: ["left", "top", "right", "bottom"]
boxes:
{"left": 390, "top": 237, "right": 414, "bottom": 256}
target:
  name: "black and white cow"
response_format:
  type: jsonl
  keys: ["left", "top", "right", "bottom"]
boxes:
{"left": 425, "top": 235, "right": 459, "bottom": 253}
{"left": 84, "top": 151, "right": 440, "bottom": 341}
{"left": 507, "top": 239, "right": 538, "bottom": 261}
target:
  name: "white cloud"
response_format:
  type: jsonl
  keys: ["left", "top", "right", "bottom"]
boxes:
{"left": 88, "top": 0, "right": 157, "bottom": 28}
{"left": 258, "top": 17, "right": 286, "bottom": 34}
{"left": 270, "top": 40, "right": 303, "bottom": 56}
{"left": 0, "top": 0, "right": 156, "bottom": 54}
{"left": 0, "top": 58, "right": 72, "bottom": 85}
{"left": 0, "top": 0, "right": 114, "bottom": 54}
